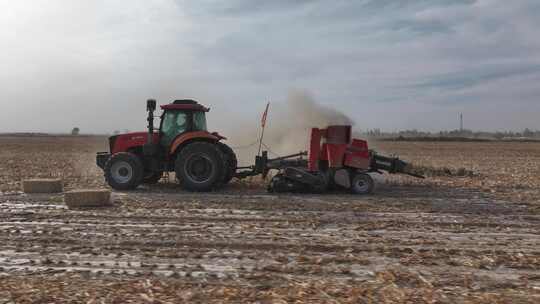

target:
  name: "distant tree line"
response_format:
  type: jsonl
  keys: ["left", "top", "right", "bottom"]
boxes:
{"left": 363, "top": 128, "right": 540, "bottom": 140}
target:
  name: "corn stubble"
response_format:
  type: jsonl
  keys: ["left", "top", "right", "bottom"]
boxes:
{"left": 0, "top": 135, "right": 540, "bottom": 303}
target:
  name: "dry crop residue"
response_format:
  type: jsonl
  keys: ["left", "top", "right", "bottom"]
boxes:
{"left": 1, "top": 136, "right": 540, "bottom": 303}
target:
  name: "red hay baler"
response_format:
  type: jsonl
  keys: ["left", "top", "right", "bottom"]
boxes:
{"left": 237, "top": 125, "right": 423, "bottom": 194}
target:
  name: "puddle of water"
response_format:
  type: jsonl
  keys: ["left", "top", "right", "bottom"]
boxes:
{"left": 0, "top": 202, "right": 66, "bottom": 210}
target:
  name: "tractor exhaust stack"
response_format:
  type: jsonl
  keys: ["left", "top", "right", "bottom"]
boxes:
{"left": 146, "top": 99, "right": 157, "bottom": 145}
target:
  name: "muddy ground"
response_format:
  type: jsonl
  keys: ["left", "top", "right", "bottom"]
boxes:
{"left": 1, "top": 136, "right": 540, "bottom": 303}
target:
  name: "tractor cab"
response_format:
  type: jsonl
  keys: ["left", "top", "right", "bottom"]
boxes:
{"left": 156, "top": 99, "right": 209, "bottom": 147}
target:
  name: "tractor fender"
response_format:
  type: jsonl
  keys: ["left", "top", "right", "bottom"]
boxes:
{"left": 169, "top": 131, "right": 220, "bottom": 156}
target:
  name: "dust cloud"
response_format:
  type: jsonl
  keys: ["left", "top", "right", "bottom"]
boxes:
{"left": 225, "top": 90, "right": 354, "bottom": 166}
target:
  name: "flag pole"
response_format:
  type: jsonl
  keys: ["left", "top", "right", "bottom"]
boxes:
{"left": 258, "top": 102, "right": 270, "bottom": 157}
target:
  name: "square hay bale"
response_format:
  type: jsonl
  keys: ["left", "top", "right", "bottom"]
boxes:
{"left": 23, "top": 179, "right": 63, "bottom": 194}
{"left": 64, "top": 189, "right": 112, "bottom": 208}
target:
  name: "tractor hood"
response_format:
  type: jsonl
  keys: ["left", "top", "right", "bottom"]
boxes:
{"left": 117, "top": 131, "right": 155, "bottom": 141}
{"left": 109, "top": 131, "right": 226, "bottom": 155}
{"left": 109, "top": 132, "right": 160, "bottom": 154}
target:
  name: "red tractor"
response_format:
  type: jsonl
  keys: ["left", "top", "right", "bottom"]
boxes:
{"left": 97, "top": 99, "right": 237, "bottom": 191}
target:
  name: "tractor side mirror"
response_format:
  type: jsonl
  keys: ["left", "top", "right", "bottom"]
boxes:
{"left": 147, "top": 99, "right": 156, "bottom": 112}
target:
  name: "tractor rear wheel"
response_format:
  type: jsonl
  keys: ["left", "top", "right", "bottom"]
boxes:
{"left": 104, "top": 152, "right": 144, "bottom": 190}
{"left": 175, "top": 142, "right": 226, "bottom": 192}
{"left": 351, "top": 173, "right": 374, "bottom": 195}
{"left": 217, "top": 142, "right": 237, "bottom": 184}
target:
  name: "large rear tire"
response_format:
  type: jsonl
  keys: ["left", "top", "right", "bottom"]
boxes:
{"left": 104, "top": 152, "right": 144, "bottom": 190}
{"left": 216, "top": 142, "right": 237, "bottom": 184}
{"left": 175, "top": 142, "right": 226, "bottom": 192}
{"left": 351, "top": 173, "right": 374, "bottom": 195}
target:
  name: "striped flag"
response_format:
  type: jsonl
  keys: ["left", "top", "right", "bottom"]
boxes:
{"left": 261, "top": 102, "right": 270, "bottom": 128}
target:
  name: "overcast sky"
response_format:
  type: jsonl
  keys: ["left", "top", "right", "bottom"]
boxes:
{"left": 1, "top": 0, "right": 539, "bottom": 134}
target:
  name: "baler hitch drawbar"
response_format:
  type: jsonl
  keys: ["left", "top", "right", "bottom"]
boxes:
{"left": 235, "top": 151, "right": 308, "bottom": 179}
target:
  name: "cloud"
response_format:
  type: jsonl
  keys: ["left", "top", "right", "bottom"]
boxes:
{"left": 0, "top": 0, "right": 539, "bottom": 133}
{"left": 412, "top": 63, "right": 540, "bottom": 91}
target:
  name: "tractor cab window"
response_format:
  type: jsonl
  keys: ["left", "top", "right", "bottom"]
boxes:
{"left": 193, "top": 111, "right": 207, "bottom": 131}
{"left": 161, "top": 111, "right": 188, "bottom": 146}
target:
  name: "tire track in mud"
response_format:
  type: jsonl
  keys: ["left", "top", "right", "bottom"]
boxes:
{"left": 1, "top": 188, "right": 540, "bottom": 292}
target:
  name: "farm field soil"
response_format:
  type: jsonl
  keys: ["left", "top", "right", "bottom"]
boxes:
{"left": 1, "top": 136, "right": 540, "bottom": 303}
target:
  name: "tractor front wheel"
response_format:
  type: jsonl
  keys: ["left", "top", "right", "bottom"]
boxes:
{"left": 104, "top": 152, "right": 144, "bottom": 190}
{"left": 351, "top": 173, "right": 374, "bottom": 195}
{"left": 175, "top": 142, "right": 226, "bottom": 192}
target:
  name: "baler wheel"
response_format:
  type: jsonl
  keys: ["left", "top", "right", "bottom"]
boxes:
{"left": 104, "top": 152, "right": 144, "bottom": 190}
{"left": 175, "top": 142, "right": 226, "bottom": 192}
{"left": 351, "top": 173, "right": 374, "bottom": 195}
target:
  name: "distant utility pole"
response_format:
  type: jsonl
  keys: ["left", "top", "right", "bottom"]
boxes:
{"left": 459, "top": 113, "right": 464, "bottom": 132}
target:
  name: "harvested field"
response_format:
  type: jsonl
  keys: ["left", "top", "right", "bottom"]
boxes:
{"left": 1, "top": 136, "right": 540, "bottom": 303}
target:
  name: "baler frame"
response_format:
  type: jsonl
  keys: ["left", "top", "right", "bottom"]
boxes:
{"left": 235, "top": 125, "right": 423, "bottom": 194}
